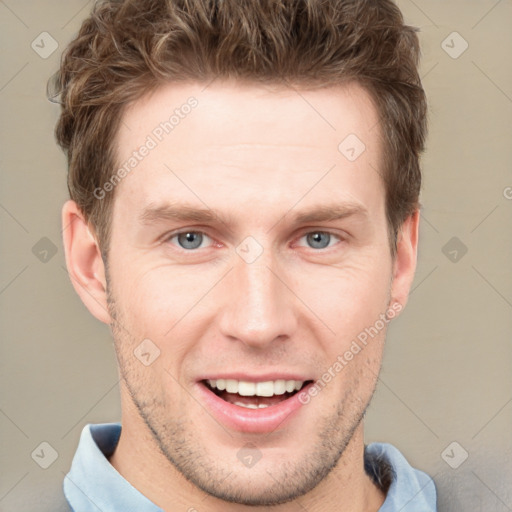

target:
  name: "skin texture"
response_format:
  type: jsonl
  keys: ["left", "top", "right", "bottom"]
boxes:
{"left": 62, "top": 80, "right": 419, "bottom": 511}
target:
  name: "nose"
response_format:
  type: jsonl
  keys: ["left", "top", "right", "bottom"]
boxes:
{"left": 217, "top": 247, "right": 298, "bottom": 349}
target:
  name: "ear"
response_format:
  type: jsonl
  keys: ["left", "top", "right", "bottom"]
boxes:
{"left": 389, "top": 209, "right": 420, "bottom": 313}
{"left": 62, "top": 200, "right": 111, "bottom": 324}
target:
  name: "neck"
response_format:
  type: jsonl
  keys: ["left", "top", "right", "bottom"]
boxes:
{"left": 110, "top": 390, "right": 385, "bottom": 512}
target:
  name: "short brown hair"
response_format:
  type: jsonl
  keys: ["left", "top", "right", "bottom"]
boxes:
{"left": 51, "top": 0, "right": 427, "bottom": 257}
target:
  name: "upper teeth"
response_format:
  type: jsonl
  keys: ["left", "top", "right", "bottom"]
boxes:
{"left": 208, "top": 379, "right": 304, "bottom": 397}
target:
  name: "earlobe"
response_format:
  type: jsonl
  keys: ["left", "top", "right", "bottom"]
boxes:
{"left": 62, "top": 200, "right": 111, "bottom": 324}
{"left": 390, "top": 209, "right": 420, "bottom": 312}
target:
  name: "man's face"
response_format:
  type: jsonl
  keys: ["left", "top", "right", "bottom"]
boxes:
{"left": 103, "top": 81, "right": 406, "bottom": 505}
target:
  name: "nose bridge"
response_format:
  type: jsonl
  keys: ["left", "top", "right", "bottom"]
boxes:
{"left": 218, "top": 243, "right": 296, "bottom": 347}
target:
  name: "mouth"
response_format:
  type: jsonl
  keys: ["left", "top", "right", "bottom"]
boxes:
{"left": 202, "top": 378, "right": 313, "bottom": 409}
{"left": 196, "top": 376, "right": 315, "bottom": 433}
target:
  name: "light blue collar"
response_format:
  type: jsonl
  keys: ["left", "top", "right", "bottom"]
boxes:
{"left": 64, "top": 423, "right": 162, "bottom": 511}
{"left": 64, "top": 423, "right": 436, "bottom": 511}
{"left": 366, "top": 442, "right": 437, "bottom": 511}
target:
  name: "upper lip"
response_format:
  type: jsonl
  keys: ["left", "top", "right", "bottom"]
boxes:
{"left": 198, "top": 373, "right": 314, "bottom": 383}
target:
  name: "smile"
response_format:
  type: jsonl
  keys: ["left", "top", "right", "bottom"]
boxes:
{"left": 197, "top": 377, "right": 315, "bottom": 433}
{"left": 204, "top": 379, "right": 310, "bottom": 409}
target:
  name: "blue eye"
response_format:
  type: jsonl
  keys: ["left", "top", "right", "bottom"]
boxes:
{"left": 171, "top": 231, "right": 210, "bottom": 250}
{"left": 302, "top": 232, "right": 338, "bottom": 249}
{"left": 166, "top": 230, "right": 340, "bottom": 252}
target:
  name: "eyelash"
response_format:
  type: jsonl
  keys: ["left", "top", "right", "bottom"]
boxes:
{"left": 163, "top": 229, "right": 345, "bottom": 252}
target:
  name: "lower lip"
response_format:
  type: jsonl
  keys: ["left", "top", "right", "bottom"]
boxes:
{"left": 196, "top": 381, "right": 314, "bottom": 434}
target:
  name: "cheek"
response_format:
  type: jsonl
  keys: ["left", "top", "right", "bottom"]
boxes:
{"left": 291, "top": 254, "right": 392, "bottom": 336}
{"left": 115, "top": 262, "right": 198, "bottom": 326}
{"left": 109, "top": 275, "right": 195, "bottom": 404}
{"left": 111, "top": 263, "right": 216, "bottom": 374}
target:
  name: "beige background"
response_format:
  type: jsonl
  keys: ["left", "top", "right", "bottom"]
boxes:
{"left": 1, "top": 1, "right": 511, "bottom": 511}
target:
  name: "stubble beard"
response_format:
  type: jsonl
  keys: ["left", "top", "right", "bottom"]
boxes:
{"left": 106, "top": 287, "right": 381, "bottom": 507}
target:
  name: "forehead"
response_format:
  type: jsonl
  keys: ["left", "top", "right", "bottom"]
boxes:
{"left": 112, "top": 80, "right": 384, "bottom": 222}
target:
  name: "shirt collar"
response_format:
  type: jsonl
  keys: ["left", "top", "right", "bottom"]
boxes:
{"left": 64, "top": 423, "right": 163, "bottom": 512}
{"left": 64, "top": 424, "right": 436, "bottom": 512}
{"left": 366, "top": 442, "right": 437, "bottom": 511}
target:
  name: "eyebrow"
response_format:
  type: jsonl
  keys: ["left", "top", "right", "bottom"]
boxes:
{"left": 290, "top": 203, "right": 368, "bottom": 224}
{"left": 138, "top": 202, "right": 368, "bottom": 227}
{"left": 139, "top": 204, "right": 223, "bottom": 224}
